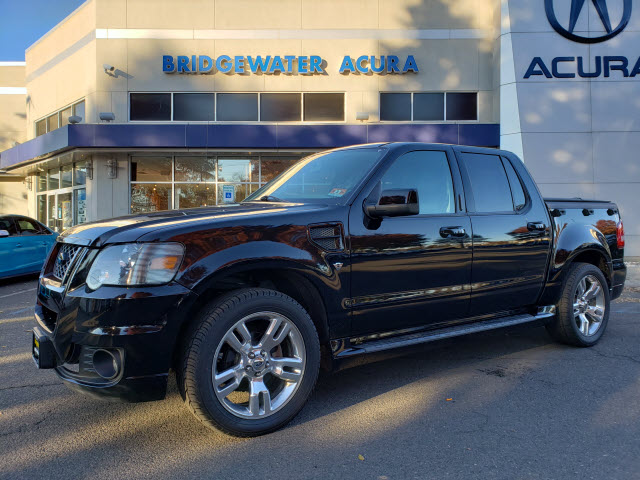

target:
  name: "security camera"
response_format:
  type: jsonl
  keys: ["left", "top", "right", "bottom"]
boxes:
{"left": 103, "top": 64, "right": 115, "bottom": 73}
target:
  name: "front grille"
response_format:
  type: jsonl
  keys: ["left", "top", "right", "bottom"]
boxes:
{"left": 52, "top": 244, "right": 84, "bottom": 280}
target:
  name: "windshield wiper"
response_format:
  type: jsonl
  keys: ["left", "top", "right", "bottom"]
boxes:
{"left": 259, "top": 195, "right": 284, "bottom": 202}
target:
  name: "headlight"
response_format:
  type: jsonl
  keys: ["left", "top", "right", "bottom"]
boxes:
{"left": 86, "top": 243, "right": 184, "bottom": 290}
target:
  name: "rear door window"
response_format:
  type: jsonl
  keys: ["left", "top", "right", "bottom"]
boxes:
{"left": 460, "top": 153, "right": 514, "bottom": 213}
{"left": 502, "top": 158, "right": 527, "bottom": 211}
{"left": 16, "top": 217, "right": 45, "bottom": 235}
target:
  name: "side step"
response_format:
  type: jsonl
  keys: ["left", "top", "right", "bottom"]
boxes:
{"left": 334, "top": 308, "right": 555, "bottom": 359}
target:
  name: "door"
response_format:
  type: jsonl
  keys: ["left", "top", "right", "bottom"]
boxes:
{"left": 456, "top": 151, "right": 551, "bottom": 316}
{"left": 349, "top": 148, "right": 472, "bottom": 336}
{"left": 0, "top": 217, "right": 29, "bottom": 277}
{"left": 15, "top": 217, "right": 56, "bottom": 273}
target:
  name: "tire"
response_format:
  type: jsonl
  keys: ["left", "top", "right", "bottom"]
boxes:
{"left": 181, "top": 288, "right": 320, "bottom": 437}
{"left": 545, "top": 262, "right": 610, "bottom": 347}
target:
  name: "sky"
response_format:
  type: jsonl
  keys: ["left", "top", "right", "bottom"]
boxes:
{"left": 0, "top": 0, "right": 85, "bottom": 61}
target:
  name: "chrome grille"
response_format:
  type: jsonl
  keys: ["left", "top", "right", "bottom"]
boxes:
{"left": 52, "top": 244, "right": 83, "bottom": 280}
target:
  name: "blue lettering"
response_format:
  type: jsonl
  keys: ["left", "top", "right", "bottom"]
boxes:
{"left": 604, "top": 56, "right": 629, "bottom": 77}
{"left": 216, "top": 55, "right": 232, "bottom": 73}
{"left": 247, "top": 55, "right": 271, "bottom": 73}
{"left": 163, "top": 55, "right": 175, "bottom": 72}
{"left": 387, "top": 55, "right": 399, "bottom": 73}
{"left": 269, "top": 56, "right": 284, "bottom": 73}
{"left": 309, "top": 55, "right": 323, "bottom": 73}
{"left": 578, "top": 56, "right": 601, "bottom": 78}
{"left": 403, "top": 55, "right": 419, "bottom": 73}
{"left": 284, "top": 55, "right": 296, "bottom": 73}
{"left": 298, "top": 56, "right": 309, "bottom": 74}
{"left": 339, "top": 56, "right": 355, "bottom": 74}
{"left": 234, "top": 56, "right": 245, "bottom": 74}
{"left": 356, "top": 55, "right": 369, "bottom": 73}
{"left": 552, "top": 57, "right": 575, "bottom": 78}
{"left": 631, "top": 57, "right": 640, "bottom": 77}
{"left": 370, "top": 56, "right": 385, "bottom": 73}
{"left": 177, "top": 55, "right": 190, "bottom": 73}
{"left": 192, "top": 55, "right": 197, "bottom": 72}
{"left": 199, "top": 55, "right": 213, "bottom": 73}
{"left": 524, "top": 57, "right": 552, "bottom": 79}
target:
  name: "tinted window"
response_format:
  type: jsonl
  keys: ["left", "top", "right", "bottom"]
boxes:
{"left": 217, "top": 93, "right": 258, "bottom": 121}
{"left": 303, "top": 93, "right": 344, "bottom": 121}
{"left": 380, "top": 151, "right": 455, "bottom": 214}
{"left": 446, "top": 93, "right": 477, "bottom": 121}
{"left": 16, "top": 218, "right": 43, "bottom": 235}
{"left": 61, "top": 164, "right": 73, "bottom": 188}
{"left": 36, "top": 119, "right": 47, "bottom": 136}
{"left": 260, "top": 93, "right": 301, "bottom": 122}
{"left": 0, "top": 218, "right": 17, "bottom": 235}
{"left": 462, "top": 153, "right": 513, "bottom": 212}
{"left": 73, "top": 100, "right": 85, "bottom": 122}
{"left": 130, "top": 93, "right": 171, "bottom": 121}
{"left": 173, "top": 93, "right": 214, "bottom": 121}
{"left": 380, "top": 93, "right": 411, "bottom": 121}
{"left": 47, "top": 114, "right": 59, "bottom": 133}
{"left": 59, "top": 107, "right": 73, "bottom": 127}
{"left": 413, "top": 93, "right": 444, "bottom": 121}
{"left": 502, "top": 158, "right": 526, "bottom": 211}
{"left": 131, "top": 157, "right": 172, "bottom": 181}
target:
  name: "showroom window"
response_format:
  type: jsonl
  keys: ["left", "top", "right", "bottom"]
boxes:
{"left": 35, "top": 100, "right": 85, "bottom": 137}
{"left": 379, "top": 92, "right": 478, "bottom": 121}
{"left": 35, "top": 154, "right": 90, "bottom": 232}
{"left": 129, "top": 92, "right": 345, "bottom": 122}
{"left": 129, "top": 155, "right": 301, "bottom": 214}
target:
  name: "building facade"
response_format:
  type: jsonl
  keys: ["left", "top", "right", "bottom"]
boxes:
{"left": 0, "top": 0, "right": 638, "bottom": 255}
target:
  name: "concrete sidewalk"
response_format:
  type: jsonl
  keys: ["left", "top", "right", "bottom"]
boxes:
{"left": 625, "top": 259, "right": 640, "bottom": 288}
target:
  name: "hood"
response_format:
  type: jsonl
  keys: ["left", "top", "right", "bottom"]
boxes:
{"left": 59, "top": 202, "right": 328, "bottom": 247}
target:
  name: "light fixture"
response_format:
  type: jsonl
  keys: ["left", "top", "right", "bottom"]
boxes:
{"left": 99, "top": 112, "right": 115, "bottom": 122}
{"left": 356, "top": 112, "right": 369, "bottom": 122}
{"left": 68, "top": 115, "right": 82, "bottom": 124}
{"left": 86, "top": 159, "right": 94, "bottom": 180}
{"left": 24, "top": 176, "right": 32, "bottom": 191}
{"left": 107, "top": 159, "right": 118, "bottom": 179}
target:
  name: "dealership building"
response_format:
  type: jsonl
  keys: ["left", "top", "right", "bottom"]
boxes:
{"left": 0, "top": 0, "right": 638, "bottom": 255}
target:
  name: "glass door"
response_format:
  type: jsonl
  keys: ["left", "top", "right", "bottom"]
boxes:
{"left": 47, "top": 190, "right": 74, "bottom": 233}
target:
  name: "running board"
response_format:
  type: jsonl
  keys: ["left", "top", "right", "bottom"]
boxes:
{"left": 333, "top": 307, "right": 555, "bottom": 359}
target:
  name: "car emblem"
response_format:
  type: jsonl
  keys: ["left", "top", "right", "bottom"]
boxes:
{"left": 545, "top": 0, "right": 632, "bottom": 44}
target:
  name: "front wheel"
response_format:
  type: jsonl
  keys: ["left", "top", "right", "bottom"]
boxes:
{"left": 546, "top": 262, "right": 610, "bottom": 347}
{"left": 181, "top": 288, "right": 320, "bottom": 436}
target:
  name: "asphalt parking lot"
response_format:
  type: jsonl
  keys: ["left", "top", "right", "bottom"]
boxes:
{"left": 1, "top": 277, "right": 639, "bottom": 480}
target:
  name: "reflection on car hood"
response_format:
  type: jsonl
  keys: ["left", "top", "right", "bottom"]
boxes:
{"left": 58, "top": 202, "right": 326, "bottom": 247}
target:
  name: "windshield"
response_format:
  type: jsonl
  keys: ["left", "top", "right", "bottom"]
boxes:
{"left": 244, "top": 147, "right": 386, "bottom": 204}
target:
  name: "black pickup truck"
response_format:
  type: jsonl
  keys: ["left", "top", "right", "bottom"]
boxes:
{"left": 32, "top": 143, "right": 626, "bottom": 436}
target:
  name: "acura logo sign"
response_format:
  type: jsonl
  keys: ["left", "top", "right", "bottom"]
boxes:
{"left": 545, "top": 0, "right": 632, "bottom": 44}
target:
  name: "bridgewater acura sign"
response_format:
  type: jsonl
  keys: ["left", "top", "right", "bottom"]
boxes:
{"left": 162, "top": 54, "right": 419, "bottom": 75}
{"left": 524, "top": 0, "right": 637, "bottom": 79}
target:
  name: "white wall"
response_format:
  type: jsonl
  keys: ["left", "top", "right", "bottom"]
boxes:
{"left": 500, "top": 0, "right": 640, "bottom": 257}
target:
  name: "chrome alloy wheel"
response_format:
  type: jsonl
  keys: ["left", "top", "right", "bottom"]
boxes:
{"left": 212, "top": 312, "right": 306, "bottom": 419}
{"left": 573, "top": 274, "right": 606, "bottom": 336}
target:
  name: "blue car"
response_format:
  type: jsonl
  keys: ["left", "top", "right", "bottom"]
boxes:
{"left": 0, "top": 215, "right": 58, "bottom": 279}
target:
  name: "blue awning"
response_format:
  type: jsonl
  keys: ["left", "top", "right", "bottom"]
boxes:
{"left": 1, "top": 123, "right": 499, "bottom": 169}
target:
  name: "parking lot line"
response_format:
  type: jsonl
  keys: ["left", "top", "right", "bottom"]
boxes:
{"left": 0, "top": 288, "right": 36, "bottom": 299}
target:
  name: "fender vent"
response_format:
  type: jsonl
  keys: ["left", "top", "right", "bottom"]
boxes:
{"left": 309, "top": 223, "right": 344, "bottom": 252}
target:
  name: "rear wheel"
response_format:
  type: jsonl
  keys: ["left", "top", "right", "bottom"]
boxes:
{"left": 546, "top": 262, "right": 610, "bottom": 347}
{"left": 181, "top": 288, "right": 320, "bottom": 436}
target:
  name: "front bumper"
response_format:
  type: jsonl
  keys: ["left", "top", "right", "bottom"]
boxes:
{"left": 34, "top": 276, "right": 198, "bottom": 402}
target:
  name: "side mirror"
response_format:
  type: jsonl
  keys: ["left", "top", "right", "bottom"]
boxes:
{"left": 0, "top": 229, "right": 10, "bottom": 238}
{"left": 366, "top": 189, "right": 419, "bottom": 218}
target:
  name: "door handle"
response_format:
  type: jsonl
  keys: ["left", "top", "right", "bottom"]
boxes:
{"left": 15, "top": 243, "right": 22, "bottom": 248}
{"left": 440, "top": 226, "right": 466, "bottom": 238}
{"left": 527, "top": 222, "right": 546, "bottom": 232}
